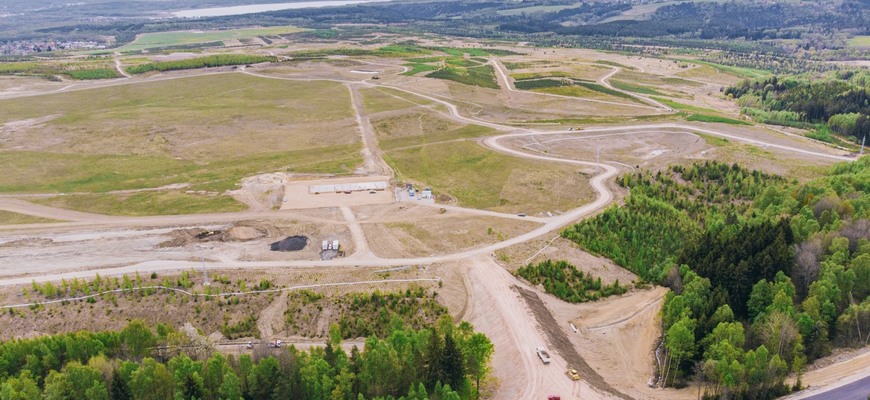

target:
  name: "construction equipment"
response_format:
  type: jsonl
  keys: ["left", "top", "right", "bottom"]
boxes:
{"left": 566, "top": 369, "right": 580, "bottom": 381}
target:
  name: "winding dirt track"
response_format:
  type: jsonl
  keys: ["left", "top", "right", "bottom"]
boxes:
{"left": 0, "top": 64, "right": 860, "bottom": 399}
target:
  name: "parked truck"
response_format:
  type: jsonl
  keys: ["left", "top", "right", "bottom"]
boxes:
{"left": 536, "top": 346, "right": 551, "bottom": 364}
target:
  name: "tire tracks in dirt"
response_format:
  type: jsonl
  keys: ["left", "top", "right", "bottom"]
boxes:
{"left": 515, "top": 285, "right": 632, "bottom": 400}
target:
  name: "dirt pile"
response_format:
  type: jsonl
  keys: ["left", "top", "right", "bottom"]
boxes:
{"left": 158, "top": 222, "right": 275, "bottom": 248}
{"left": 270, "top": 236, "right": 308, "bottom": 251}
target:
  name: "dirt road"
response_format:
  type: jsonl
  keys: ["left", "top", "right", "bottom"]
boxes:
{"left": 465, "top": 256, "right": 616, "bottom": 400}
{"left": 0, "top": 63, "right": 862, "bottom": 400}
{"left": 348, "top": 84, "right": 393, "bottom": 176}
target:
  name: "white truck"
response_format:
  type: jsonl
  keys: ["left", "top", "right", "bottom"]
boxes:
{"left": 536, "top": 346, "right": 551, "bottom": 364}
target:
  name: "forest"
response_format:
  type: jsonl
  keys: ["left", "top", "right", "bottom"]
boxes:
{"left": 0, "top": 317, "right": 493, "bottom": 400}
{"left": 725, "top": 70, "right": 870, "bottom": 144}
{"left": 564, "top": 158, "right": 870, "bottom": 398}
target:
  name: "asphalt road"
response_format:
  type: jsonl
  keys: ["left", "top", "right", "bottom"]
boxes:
{"left": 803, "top": 375, "right": 870, "bottom": 400}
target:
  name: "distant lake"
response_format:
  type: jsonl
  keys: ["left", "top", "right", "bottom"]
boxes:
{"left": 172, "top": 0, "right": 385, "bottom": 18}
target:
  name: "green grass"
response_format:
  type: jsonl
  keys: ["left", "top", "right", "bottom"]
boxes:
{"left": 650, "top": 96, "right": 720, "bottom": 114}
{"left": 696, "top": 133, "right": 730, "bottom": 147}
{"left": 686, "top": 114, "right": 751, "bottom": 126}
{"left": 385, "top": 141, "right": 592, "bottom": 213}
{"left": 574, "top": 81, "right": 640, "bottom": 101}
{"left": 402, "top": 63, "right": 439, "bottom": 76}
{"left": 31, "top": 191, "right": 246, "bottom": 216}
{"left": 0, "top": 145, "right": 361, "bottom": 194}
{"left": 532, "top": 85, "right": 609, "bottom": 99}
{"left": 426, "top": 65, "right": 499, "bottom": 89}
{"left": 675, "top": 59, "right": 771, "bottom": 79}
{"left": 610, "top": 80, "right": 664, "bottom": 96}
{"left": 594, "top": 60, "right": 636, "bottom": 70}
{"left": 503, "top": 61, "right": 559, "bottom": 70}
{"left": 0, "top": 210, "right": 61, "bottom": 224}
{"left": 380, "top": 124, "right": 495, "bottom": 150}
{"left": 514, "top": 78, "right": 571, "bottom": 90}
{"left": 361, "top": 87, "right": 419, "bottom": 114}
{"left": 510, "top": 71, "right": 572, "bottom": 80}
{"left": 847, "top": 36, "right": 870, "bottom": 48}
{"left": 117, "top": 26, "right": 307, "bottom": 52}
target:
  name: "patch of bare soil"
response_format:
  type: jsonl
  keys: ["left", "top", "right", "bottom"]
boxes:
{"left": 544, "top": 286, "right": 695, "bottom": 399}
{"left": 257, "top": 291, "right": 289, "bottom": 339}
{"left": 515, "top": 285, "right": 633, "bottom": 400}
{"left": 361, "top": 214, "right": 540, "bottom": 258}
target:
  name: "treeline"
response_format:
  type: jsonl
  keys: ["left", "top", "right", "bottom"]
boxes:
{"left": 725, "top": 71, "right": 870, "bottom": 143}
{"left": 516, "top": 260, "right": 627, "bottom": 303}
{"left": 0, "top": 318, "right": 493, "bottom": 400}
{"left": 563, "top": 158, "right": 870, "bottom": 398}
{"left": 126, "top": 55, "right": 277, "bottom": 74}
{"left": 0, "top": 60, "right": 119, "bottom": 80}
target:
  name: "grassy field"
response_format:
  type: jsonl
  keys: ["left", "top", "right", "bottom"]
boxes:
{"left": 0, "top": 74, "right": 356, "bottom": 161}
{"left": 0, "top": 210, "right": 61, "bottom": 224}
{"left": 650, "top": 96, "right": 720, "bottom": 114}
{"left": 117, "top": 26, "right": 307, "bottom": 52}
{"left": 31, "top": 191, "right": 247, "bottom": 216}
{"left": 0, "top": 73, "right": 364, "bottom": 213}
{"left": 359, "top": 87, "right": 432, "bottom": 114}
{"left": 686, "top": 114, "right": 750, "bottom": 125}
{"left": 0, "top": 145, "right": 362, "bottom": 194}
{"left": 427, "top": 65, "right": 499, "bottom": 89}
{"left": 610, "top": 80, "right": 665, "bottom": 96}
{"left": 385, "top": 141, "right": 593, "bottom": 213}
{"left": 380, "top": 124, "right": 495, "bottom": 150}
{"left": 847, "top": 36, "right": 870, "bottom": 48}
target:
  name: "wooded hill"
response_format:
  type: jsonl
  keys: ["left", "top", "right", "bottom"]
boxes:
{"left": 564, "top": 158, "right": 870, "bottom": 398}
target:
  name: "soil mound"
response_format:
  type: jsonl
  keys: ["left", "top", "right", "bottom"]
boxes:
{"left": 270, "top": 235, "right": 308, "bottom": 251}
{"left": 226, "top": 226, "right": 265, "bottom": 241}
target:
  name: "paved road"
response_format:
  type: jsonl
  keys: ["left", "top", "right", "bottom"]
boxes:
{"left": 803, "top": 375, "right": 870, "bottom": 400}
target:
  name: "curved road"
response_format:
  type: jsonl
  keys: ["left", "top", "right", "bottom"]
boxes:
{"left": 0, "top": 62, "right": 860, "bottom": 399}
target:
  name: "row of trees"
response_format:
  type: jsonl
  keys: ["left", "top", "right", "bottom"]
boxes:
{"left": 125, "top": 55, "right": 277, "bottom": 75}
{"left": 565, "top": 158, "right": 870, "bottom": 398}
{"left": 0, "top": 317, "right": 494, "bottom": 400}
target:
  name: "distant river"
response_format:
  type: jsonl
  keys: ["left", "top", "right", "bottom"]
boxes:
{"left": 172, "top": 0, "right": 387, "bottom": 18}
